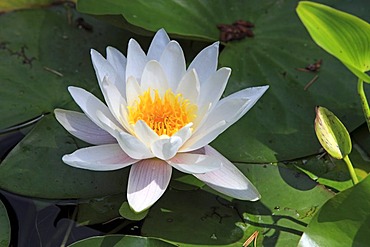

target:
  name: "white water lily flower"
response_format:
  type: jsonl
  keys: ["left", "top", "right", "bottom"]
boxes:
{"left": 55, "top": 29, "right": 268, "bottom": 213}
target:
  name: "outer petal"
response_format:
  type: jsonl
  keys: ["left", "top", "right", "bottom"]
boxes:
{"left": 90, "top": 49, "right": 119, "bottom": 99}
{"left": 181, "top": 86, "right": 269, "bottom": 152}
{"left": 151, "top": 136, "right": 182, "bottom": 160}
{"left": 188, "top": 42, "right": 219, "bottom": 83}
{"left": 167, "top": 153, "right": 221, "bottom": 174}
{"left": 126, "top": 38, "right": 148, "bottom": 82}
{"left": 127, "top": 159, "right": 172, "bottom": 212}
{"left": 147, "top": 28, "right": 170, "bottom": 61}
{"left": 176, "top": 69, "right": 200, "bottom": 105}
{"left": 54, "top": 109, "right": 116, "bottom": 145}
{"left": 68, "top": 86, "right": 124, "bottom": 137}
{"left": 106, "top": 46, "right": 127, "bottom": 96}
{"left": 194, "top": 146, "right": 260, "bottom": 200}
{"left": 62, "top": 144, "right": 138, "bottom": 171}
{"left": 159, "top": 40, "right": 186, "bottom": 90}
{"left": 140, "top": 60, "right": 169, "bottom": 96}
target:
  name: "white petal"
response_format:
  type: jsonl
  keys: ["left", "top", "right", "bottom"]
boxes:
{"left": 188, "top": 42, "right": 219, "bottom": 83}
{"left": 203, "top": 86, "right": 269, "bottom": 130}
{"left": 182, "top": 86, "right": 269, "bottom": 151}
{"left": 62, "top": 144, "right": 138, "bottom": 171}
{"left": 101, "top": 77, "right": 129, "bottom": 129}
{"left": 68, "top": 86, "right": 123, "bottom": 137}
{"left": 194, "top": 146, "right": 260, "bottom": 200}
{"left": 151, "top": 136, "right": 182, "bottom": 160}
{"left": 140, "top": 60, "right": 169, "bottom": 96}
{"left": 106, "top": 46, "right": 127, "bottom": 96}
{"left": 126, "top": 38, "right": 148, "bottom": 82}
{"left": 90, "top": 49, "right": 119, "bottom": 97}
{"left": 180, "top": 120, "right": 226, "bottom": 152}
{"left": 198, "top": 67, "right": 231, "bottom": 110}
{"left": 173, "top": 123, "right": 193, "bottom": 144}
{"left": 55, "top": 109, "right": 116, "bottom": 145}
{"left": 167, "top": 153, "right": 221, "bottom": 174}
{"left": 127, "top": 159, "right": 172, "bottom": 212}
{"left": 126, "top": 76, "right": 142, "bottom": 107}
{"left": 176, "top": 69, "right": 200, "bottom": 104}
{"left": 94, "top": 112, "right": 154, "bottom": 160}
{"left": 133, "top": 120, "right": 159, "bottom": 147}
{"left": 116, "top": 130, "right": 154, "bottom": 160}
{"left": 159, "top": 41, "right": 186, "bottom": 89}
{"left": 147, "top": 29, "right": 170, "bottom": 61}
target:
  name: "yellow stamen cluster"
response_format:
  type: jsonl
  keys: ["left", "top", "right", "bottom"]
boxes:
{"left": 128, "top": 89, "right": 197, "bottom": 136}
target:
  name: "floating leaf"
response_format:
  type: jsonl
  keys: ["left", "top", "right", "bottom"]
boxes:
{"left": 296, "top": 1, "right": 370, "bottom": 83}
{"left": 314, "top": 106, "right": 352, "bottom": 159}
{"left": 142, "top": 163, "right": 333, "bottom": 246}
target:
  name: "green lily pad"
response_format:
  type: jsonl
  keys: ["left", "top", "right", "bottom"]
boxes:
{"left": 0, "top": 200, "right": 10, "bottom": 247}
{"left": 298, "top": 174, "right": 370, "bottom": 246}
{"left": 77, "top": 0, "right": 370, "bottom": 163}
{"left": 68, "top": 235, "right": 176, "bottom": 247}
{"left": 142, "top": 163, "right": 333, "bottom": 246}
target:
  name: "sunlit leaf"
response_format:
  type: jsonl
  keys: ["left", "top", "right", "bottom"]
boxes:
{"left": 298, "top": 174, "right": 370, "bottom": 247}
{"left": 296, "top": 1, "right": 370, "bottom": 83}
{"left": 119, "top": 202, "right": 148, "bottom": 221}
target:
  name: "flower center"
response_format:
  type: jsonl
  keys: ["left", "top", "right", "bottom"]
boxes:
{"left": 128, "top": 89, "right": 197, "bottom": 136}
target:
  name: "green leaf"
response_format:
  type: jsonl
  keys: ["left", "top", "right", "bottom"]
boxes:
{"left": 0, "top": 0, "right": 62, "bottom": 13}
{"left": 314, "top": 106, "right": 352, "bottom": 159}
{"left": 142, "top": 163, "right": 333, "bottom": 246}
{"left": 296, "top": 1, "right": 370, "bottom": 83}
{"left": 119, "top": 202, "right": 148, "bottom": 221}
{"left": 0, "top": 200, "right": 10, "bottom": 247}
{"left": 68, "top": 235, "right": 176, "bottom": 247}
{"left": 298, "top": 174, "right": 370, "bottom": 246}
{"left": 76, "top": 0, "right": 370, "bottom": 162}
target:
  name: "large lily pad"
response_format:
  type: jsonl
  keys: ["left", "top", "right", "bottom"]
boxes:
{"left": 142, "top": 163, "right": 333, "bottom": 246}
{"left": 0, "top": 6, "right": 155, "bottom": 198}
{"left": 77, "top": 0, "right": 370, "bottom": 163}
{"left": 298, "top": 174, "right": 370, "bottom": 247}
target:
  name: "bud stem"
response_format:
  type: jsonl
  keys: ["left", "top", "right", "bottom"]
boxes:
{"left": 358, "top": 78, "right": 370, "bottom": 132}
{"left": 343, "top": 155, "right": 358, "bottom": 185}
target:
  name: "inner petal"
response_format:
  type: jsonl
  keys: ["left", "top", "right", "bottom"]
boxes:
{"left": 128, "top": 88, "right": 197, "bottom": 136}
